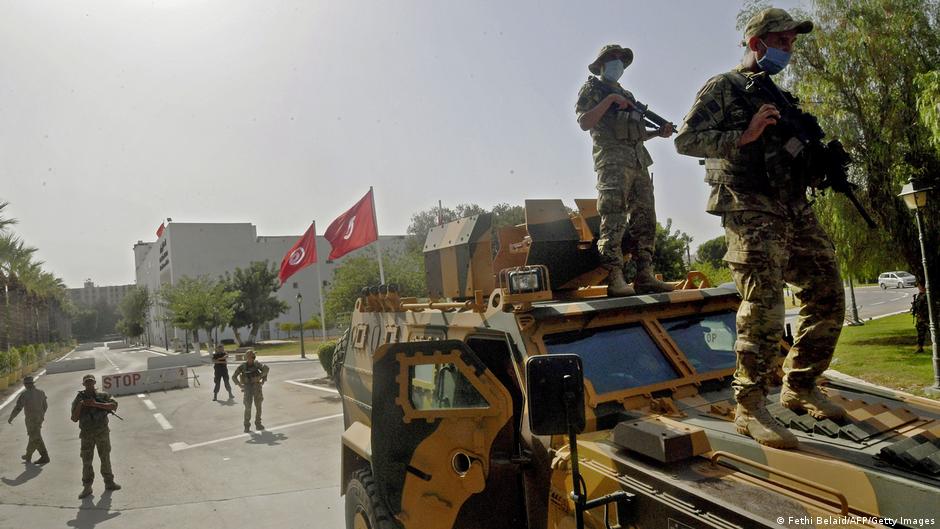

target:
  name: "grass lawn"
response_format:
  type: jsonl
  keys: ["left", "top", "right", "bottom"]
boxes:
{"left": 222, "top": 336, "right": 334, "bottom": 357}
{"left": 830, "top": 313, "right": 937, "bottom": 398}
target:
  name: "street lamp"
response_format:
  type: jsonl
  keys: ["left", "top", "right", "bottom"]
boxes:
{"left": 899, "top": 180, "right": 939, "bottom": 394}
{"left": 296, "top": 292, "right": 306, "bottom": 359}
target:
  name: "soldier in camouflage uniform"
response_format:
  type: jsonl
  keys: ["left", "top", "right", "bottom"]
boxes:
{"left": 912, "top": 283, "right": 931, "bottom": 353}
{"left": 71, "top": 374, "right": 121, "bottom": 498}
{"left": 7, "top": 376, "right": 50, "bottom": 465}
{"left": 233, "top": 350, "right": 269, "bottom": 432}
{"left": 675, "top": 8, "right": 846, "bottom": 449}
{"left": 576, "top": 44, "right": 675, "bottom": 296}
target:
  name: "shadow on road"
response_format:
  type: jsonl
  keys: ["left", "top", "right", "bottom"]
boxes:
{"left": 216, "top": 397, "right": 237, "bottom": 407}
{"left": 1, "top": 463, "right": 42, "bottom": 486}
{"left": 246, "top": 431, "right": 288, "bottom": 446}
{"left": 66, "top": 491, "right": 121, "bottom": 529}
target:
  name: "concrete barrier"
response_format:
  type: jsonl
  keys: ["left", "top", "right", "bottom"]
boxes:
{"left": 45, "top": 357, "right": 96, "bottom": 374}
{"left": 102, "top": 366, "right": 189, "bottom": 396}
{"left": 146, "top": 353, "right": 204, "bottom": 370}
{"left": 74, "top": 343, "right": 96, "bottom": 352}
{"left": 106, "top": 342, "right": 128, "bottom": 350}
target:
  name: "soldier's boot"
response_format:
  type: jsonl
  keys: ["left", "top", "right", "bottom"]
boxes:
{"left": 78, "top": 484, "right": 93, "bottom": 499}
{"left": 228, "top": 390, "right": 235, "bottom": 400}
{"left": 244, "top": 423, "right": 250, "bottom": 433}
{"left": 606, "top": 268, "right": 636, "bottom": 297}
{"left": 255, "top": 422, "right": 265, "bottom": 430}
{"left": 21, "top": 454, "right": 31, "bottom": 463}
{"left": 780, "top": 385, "right": 846, "bottom": 421}
{"left": 34, "top": 451, "right": 50, "bottom": 465}
{"left": 734, "top": 392, "right": 798, "bottom": 449}
{"left": 104, "top": 481, "right": 122, "bottom": 491}
{"left": 212, "top": 393, "right": 218, "bottom": 401}
{"left": 633, "top": 260, "right": 674, "bottom": 295}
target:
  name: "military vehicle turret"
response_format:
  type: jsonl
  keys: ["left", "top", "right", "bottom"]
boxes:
{"left": 334, "top": 199, "right": 940, "bottom": 529}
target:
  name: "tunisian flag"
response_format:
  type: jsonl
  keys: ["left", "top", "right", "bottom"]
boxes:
{"left": 278, "top": 223, "right": 318, "bottom": 285}
{"left": 324, "top": 189, "right": 378, "bottom": 260}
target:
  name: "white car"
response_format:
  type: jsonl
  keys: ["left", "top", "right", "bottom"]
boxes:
{"left": 878, "top": 271, "right": 917, "bottom": 289}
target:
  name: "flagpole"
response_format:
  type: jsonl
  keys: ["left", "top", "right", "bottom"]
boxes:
{"left": 369, "top": 186, "right": 386, "bottom": 284}
{"left": 315, "top": 261, "right": 328, "bottom": 340}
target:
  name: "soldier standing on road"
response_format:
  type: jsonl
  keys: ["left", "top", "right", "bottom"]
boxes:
{"left": 212, "top": 344, "right": 235, "bottom": 401}
{"left": 233, "top": 350, "right": 269, "bottom": 433}
{"left": 7, "top": 376, "right": 50, "bottom": 465}
{"left": 675, "top": 8, "right": 846, "bottom": 449}
{"left": 576, "top": 44, "right": 675, "bottom": 297}
{"left": 71, "top": 373, "right": 121, "bottom": 498}
{"left": 912, "top": 283, "right": 931, "bottom": 353}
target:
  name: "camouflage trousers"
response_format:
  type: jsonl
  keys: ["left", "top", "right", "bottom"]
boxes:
{"left": 25, "top": 420, "right": 47, "bottom": 459}
{"left": 723, "top": 210, "right": 845, "bottom": 400}
{"left": 80, "top": 428, "right": 114, "bottom": 485}
{"left": 243, "top": 384, "right": 264, "bottom": 426}
{"left": 916, "top": 321, "right": 929, "bottom": 348}
{"left": 596, "top": 164, "right": 656, "bottom": 269}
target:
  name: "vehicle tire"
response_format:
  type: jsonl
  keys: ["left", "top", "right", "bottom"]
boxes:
{"left": 897, "top": 281, "right": 903, "bottom": 289}
{"left": 346, "top": 468, "right": 400, "bottom": 529}
{"left": 880, "top": 283, "right": 887, "bottom": 290}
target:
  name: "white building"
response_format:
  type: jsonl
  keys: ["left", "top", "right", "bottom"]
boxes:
{"left": 133, "top": 222, "right": 405, "bottom": 347}
{"left": 68, "top": 280, "right": 135, "bottom": 308}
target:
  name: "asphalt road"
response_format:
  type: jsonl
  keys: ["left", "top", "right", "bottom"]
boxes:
{"left": 0, "top": 346, "right": 344, "bottom": 529}
{"left": 785, "top": 284, "right": 916, "bottom": 329}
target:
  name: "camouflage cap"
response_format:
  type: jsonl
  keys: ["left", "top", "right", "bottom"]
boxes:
{"left": 588, "top": 44, "right": 634, "bottom": 75}
{"left": 82, "top": 373, "right": 96, "bottom": 383}
{"left": 23, "top": 376, "right": 34, "bottom": 385}
{"left": 743, "top": 7, "right": 813, "bottom": 43}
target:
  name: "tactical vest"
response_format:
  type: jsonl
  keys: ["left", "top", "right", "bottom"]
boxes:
{"left": 703, "top": 71, "right": 803, "bottom": 198}
{"left": 583, "top": 77, "right": 654, "bottom": 169}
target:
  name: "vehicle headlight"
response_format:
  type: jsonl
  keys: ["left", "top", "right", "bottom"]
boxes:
{"left": 508, "top": 268, "right": 545, "bottom": 294}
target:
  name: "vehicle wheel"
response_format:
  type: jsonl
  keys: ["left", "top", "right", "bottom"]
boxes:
{"left": 346, "top": 468, "right": 400, "bottom": 529}
{"left": 880, "top": 283, "right": 887, "bottom": 290}
{"left": 897, "top": 281, "right": 903, "bottom": 289}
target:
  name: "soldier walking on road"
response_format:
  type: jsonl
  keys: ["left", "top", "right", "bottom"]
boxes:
{"left": 212, "top": 344, "right": 235, "bottom": 401}
{"left": 675, "top": 8, "right": 846, "bottom": 449}
{"left": 233, "top": 350, "right": 269, "bottom": 433}
{"left": 7, "top": 376, "right": 50, "bottom": 465}
{"left": 912, "top": 283, "right": 932, "bottom": 353}
{"left": 576, "top": 44, "right": 675, "bottom": 297}
{"left": 71, "top": 374, "right": 121, "bottom": 499}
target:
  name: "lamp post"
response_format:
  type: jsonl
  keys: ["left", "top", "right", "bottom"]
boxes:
{"left": 899, "top": 181, "right": 939, "bottom": 394}
{"left": 296, "top": 292, "right": 306, "bottom": 359}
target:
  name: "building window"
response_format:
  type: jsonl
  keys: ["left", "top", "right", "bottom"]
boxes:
{"left": 293, "top": 282, "right": 298, "bottom": 289}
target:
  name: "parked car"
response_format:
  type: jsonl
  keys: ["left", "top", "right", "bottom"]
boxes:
{"left": 878, "top": 271, "right": 917, "bottom": 289}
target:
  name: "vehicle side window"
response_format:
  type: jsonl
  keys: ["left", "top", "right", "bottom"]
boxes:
{"left": 409, "top": 363, "right": 488, "bottom": 410}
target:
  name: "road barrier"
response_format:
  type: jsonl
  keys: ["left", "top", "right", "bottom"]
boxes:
{"left": 45, "top": 358, "right": 96, "bottom": 374}
{"left": 106, "top": 342, "right": 128, "bottom": 350}
{"left": 102, "top": 366, "right": 189, "bottom": 396}
{"left": 147, "top": 352, "right": 204, "bottom": 370}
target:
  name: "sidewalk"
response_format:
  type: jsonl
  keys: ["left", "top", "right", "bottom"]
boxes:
{"left": 142, "top": 346, "right": 316, "bottom": 364}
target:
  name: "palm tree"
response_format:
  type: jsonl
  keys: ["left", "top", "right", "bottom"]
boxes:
{"left": 0, "top": 201, "right": 17, "bottom": 233}
{"left": 0, "top": 234, "right": 38, "bottom": 349}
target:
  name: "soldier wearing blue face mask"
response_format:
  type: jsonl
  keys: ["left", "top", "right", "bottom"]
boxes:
{"left": 675, "top": 8, "right": 847, "bottom": 450}
{"left": 576, "top": 44, "right": 675, "bottom": 297}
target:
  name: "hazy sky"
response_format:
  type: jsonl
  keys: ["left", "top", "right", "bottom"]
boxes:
{"left": 1, "top": 0, "right": 802, "bottom": 287}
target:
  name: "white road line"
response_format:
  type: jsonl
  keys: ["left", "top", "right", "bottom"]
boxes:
{"left": 147, "top": 350, "right": 167, "bottom": 356}
{"left": 285, "top": 379, "right": 339, "bottom": 394}
{"left": 137, "top": 394, "right": 146, "bottom": 398}
{"left": 169, "top": 413, "right": 343, "bottom": 452}
{"left": 0, "top": 369, "right": 47, "bottom": 411}
{"left": 154, "top": 413, "right": 173, "bottom": 430}
{"left": 102, "top": 350, "right": 120, "bottom": 371}
{"left": 143, "top": 399, "right": 157, "bottom": 411}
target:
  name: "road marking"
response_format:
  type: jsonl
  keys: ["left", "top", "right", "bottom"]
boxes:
{"left": 137, "top": 394, "right": 146, "bottom": 398}
{"left": 147, "top": 350, "right": 167, "bottom": 356}
{"left": 0, "top": 369, "right": 47, "bottom": 411}
{"left": 169, "top": 413, "right": 343, "bottom": 452}
{"left": 154, "top": 413, "right": 173, "bottom": 430}
{"left": 143, "top": 399, "right": 157, "bottom": 411}
{"left": 285, "top": 379, "right": 339, "bottom": 394}
{"left": 102, "top": 350, "right": 120, "bottom": 371}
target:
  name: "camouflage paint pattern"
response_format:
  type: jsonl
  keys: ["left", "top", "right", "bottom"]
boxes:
{"left": 9, "top": 385, "right": 48, "bottom": 459}
{"left": 234, "top": 361, "right": 269, "bottom": 426}
{"left": 71, "top": 390, "right": 117, "bottom": 485}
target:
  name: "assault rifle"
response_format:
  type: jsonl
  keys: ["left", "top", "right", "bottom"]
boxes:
{"left": 592, "top": 78, "right": 677, "bottom": 134}
{"left": 749, "top": 74, "right": 876, "bottom": 228}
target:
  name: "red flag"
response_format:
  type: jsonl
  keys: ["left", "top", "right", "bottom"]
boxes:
{"left": 279, "top": 223, "right": 318, "bottom": 285}
{"left": 325, "top": 189, "right": 378, "bottom": 260}
{"left": 156, "top": 223, "right": 165, "bottom": 238}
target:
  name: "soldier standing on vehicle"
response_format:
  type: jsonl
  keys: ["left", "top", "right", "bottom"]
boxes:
{"left": 912, "top": 282, "right": 931, "bottom": 353}
{"left": 7, "top": 376, "right": 50, "bottom": 465}
{"left": 212, "top": 344, "right": 234, "bottom": 401}
{"left": 233, "top": 350, "right": 269, "bottom": 432}
{"left": 71, "top": 374, "right": 121, "bottom": 498}
{"left": 675, "top": 8, "right": 846, "bottom": 449}
{"left": 576, "top": 44, "right": 675, "bottom": 297}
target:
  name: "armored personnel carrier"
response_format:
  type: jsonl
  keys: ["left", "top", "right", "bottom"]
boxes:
{"left": 334, "top": 199, "right": 940, "bottom": 529}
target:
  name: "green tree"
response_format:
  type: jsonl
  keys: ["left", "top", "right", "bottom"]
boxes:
{"left": 695, "top": 236, "right": 727, "bottom": 269}
{"left": 324, "top": 249, "right": 426, "bottom": 328}
{"left": 651, "top": 219, "right": 693, "bottom": 281}
{"left": 117, "top": 286, "right": 152, "bottom": 341}
{"left": 161, "top": 277, "right": 235, "bottom": 348}
{"left": 917, "top": 70, "right": 940, "bottom": 155}
{"left": 222, "top": 261, "right": 288, "bottom": 345}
